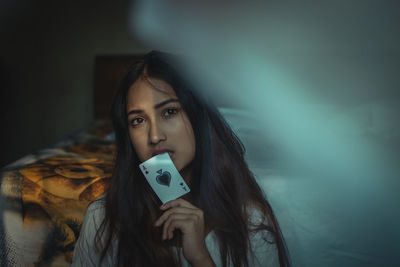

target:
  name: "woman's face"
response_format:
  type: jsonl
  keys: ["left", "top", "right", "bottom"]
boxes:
{"left": 126, "top": 75, "right": 196, "bottom": 174}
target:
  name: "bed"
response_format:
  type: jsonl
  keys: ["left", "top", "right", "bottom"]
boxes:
{"left": 0, "top": 55, "right": 142, "bottom": 266}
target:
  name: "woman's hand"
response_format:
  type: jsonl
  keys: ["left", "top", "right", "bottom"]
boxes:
{"left": 154, "top": 198, "right": 215, "bottom": 267}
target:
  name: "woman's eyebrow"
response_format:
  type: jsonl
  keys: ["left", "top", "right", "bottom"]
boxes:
{"left": 154, "top": 98, "right": 179, "bottom": 109}
{"left": 127, "top": 98, "right": 179, "bottom": 116}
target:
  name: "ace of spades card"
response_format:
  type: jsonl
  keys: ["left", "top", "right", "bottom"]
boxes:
{"left": 139, "top": 152, "right": 190, "bottom": 204}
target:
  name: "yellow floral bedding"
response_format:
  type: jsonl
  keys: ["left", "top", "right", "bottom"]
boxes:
{"left": 0, "top": 120, "right": 115, "bottom": 266}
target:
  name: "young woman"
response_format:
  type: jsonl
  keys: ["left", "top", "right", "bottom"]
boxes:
{"left": 72, "top": 51, "right": 290, "bottom": 267}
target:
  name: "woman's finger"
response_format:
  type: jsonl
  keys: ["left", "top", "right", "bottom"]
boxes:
{"left": 154, "top": 207, "right": 197, "bottom": 227}
{"left": 163, "top": 213, "right": 198, "bottom": 240}
{"left": 162, "top": 213, "right": 188, "bottom": 240}
{"left": 160, "top": 198, "right": 197, "bottom": 210}
{"left": 165, "top": 216, "right": 198, "bottom": 240}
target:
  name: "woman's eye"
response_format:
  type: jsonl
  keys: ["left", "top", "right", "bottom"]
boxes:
{"left": 131, "top": 117, "right": 144, "bottom": 126}
{"left": 164, "top": 108, "right": 178, "bottom": 117}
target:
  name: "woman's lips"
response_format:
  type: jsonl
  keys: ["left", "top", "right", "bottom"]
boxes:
{"left": 152, "top": 149, "right": 174, "bottom": 158}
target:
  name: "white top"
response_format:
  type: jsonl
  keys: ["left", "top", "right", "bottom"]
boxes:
{"left": 71, "top": 196, "right": 280, "bottom": 267}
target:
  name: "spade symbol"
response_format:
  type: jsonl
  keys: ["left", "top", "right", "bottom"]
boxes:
{"left": 179, "top": 182, "right": 187, "bottom": 191}
{"left": 156, "top": 169, "right": 171, "bottom": 187}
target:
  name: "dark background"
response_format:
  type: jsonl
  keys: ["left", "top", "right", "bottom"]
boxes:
{"left": 0, "top": 0, "right": 147, "bottom": 168}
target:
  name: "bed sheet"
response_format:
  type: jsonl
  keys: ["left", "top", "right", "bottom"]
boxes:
{"left": 0, "top": 120, "right": 115, "bottom": 266}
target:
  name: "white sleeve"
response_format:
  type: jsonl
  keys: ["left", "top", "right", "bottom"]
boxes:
{"left": 205, "top": 208, "right": 281, "bottom": 267}
{"left": 205, "top": 227, "right": 280, "bottom": 267}
{"left": 248, "top": 229, "right": 280, "bottom": 267}
{"left": 71, "top": 200, "right": 116, "bottom": 267}
{"left": 247, "top": 208, "right": 281, "bottom": 267}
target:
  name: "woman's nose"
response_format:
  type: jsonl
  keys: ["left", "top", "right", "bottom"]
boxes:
{"left": 148, "top": 121, "right": 166, "bottom": 144}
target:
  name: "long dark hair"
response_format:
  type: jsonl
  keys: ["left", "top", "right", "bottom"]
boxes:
{"left": 96, "top": 51, "right": 291, "bottom": 266}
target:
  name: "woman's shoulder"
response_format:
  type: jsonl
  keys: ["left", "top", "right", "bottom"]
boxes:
{"left": 87, "top": 194, "right": 106, "bottom": 212}
{"left": 72, "top": 194, "right": 115, "bottom": 266}
{"left": 245, "top": 203, "right": 280, "bottom": 266}
{"left": 81, "top": 194, "right": 107, "bottom": 233}
{"left": 204, "top": 202, "right": 280, "bottom": 266}
{"left": 245, "top": 202, "right": 270, "bottom": 226}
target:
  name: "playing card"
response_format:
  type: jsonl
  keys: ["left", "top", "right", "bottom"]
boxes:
{"left": 139, "top": 152, "right": 190, "bottom": 204}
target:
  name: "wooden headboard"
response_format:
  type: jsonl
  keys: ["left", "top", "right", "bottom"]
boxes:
{"left": 93, "top": 54, "right": 145, "bottom": 119}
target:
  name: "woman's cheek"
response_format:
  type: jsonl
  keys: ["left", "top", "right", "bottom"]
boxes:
{"left": 130, "top": 134, "right": 145, "bottom": 161}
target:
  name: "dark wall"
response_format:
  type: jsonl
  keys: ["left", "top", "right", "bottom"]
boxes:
{"left": 0, "top": 0, "right": 147, "bottom": 167}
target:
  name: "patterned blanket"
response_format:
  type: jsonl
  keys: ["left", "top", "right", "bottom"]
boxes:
{"left": 0, "top": 120, "right": 115, "bottom": 266}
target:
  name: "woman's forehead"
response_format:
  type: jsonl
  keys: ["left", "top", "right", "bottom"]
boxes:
{"left": 126, "top": 77, "right": 177, "bottom": 107}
